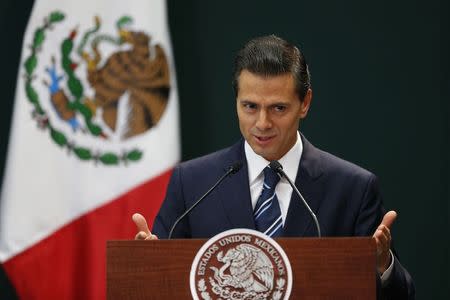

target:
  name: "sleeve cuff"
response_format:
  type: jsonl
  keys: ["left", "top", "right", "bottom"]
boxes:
{"left": 380, "top": 250, "right": 394, "bottom": 286}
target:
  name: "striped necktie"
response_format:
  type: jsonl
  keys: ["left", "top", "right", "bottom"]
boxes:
{"left": 254, "top": 166, "right": 283, "bottom": 237}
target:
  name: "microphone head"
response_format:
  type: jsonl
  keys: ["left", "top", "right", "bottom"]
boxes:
{"left": 229, "top": 161, "right": 243, "bottom": 174}
{"left": 269, "top": 161, "right": 283, "bottom": 173}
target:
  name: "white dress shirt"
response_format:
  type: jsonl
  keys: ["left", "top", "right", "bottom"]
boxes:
{"left": 244, "top": 131, "right": 394, "bottom": 281}
{"left": 245, "top": 131, "right": 303, "bottom": 225}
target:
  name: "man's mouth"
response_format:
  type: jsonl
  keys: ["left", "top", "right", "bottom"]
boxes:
{"left": 254, "top": 135, "right": 275, "bottom": 145}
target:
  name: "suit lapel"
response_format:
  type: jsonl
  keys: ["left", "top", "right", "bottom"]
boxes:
{"left": 218, "top": 140, "right": 256, "bottom": 230}
{"left": 283, "top": 135, "right": 324, "bottom": 237}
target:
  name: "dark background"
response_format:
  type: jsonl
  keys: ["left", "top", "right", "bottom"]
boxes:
{"left": 1, "top": 0, "right": 448, "bottom": 298}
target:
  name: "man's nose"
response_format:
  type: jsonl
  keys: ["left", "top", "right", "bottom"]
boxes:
{"left": 255, "top": 110, "right": 272, "bottom": 130}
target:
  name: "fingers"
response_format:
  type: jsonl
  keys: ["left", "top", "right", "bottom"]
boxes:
{"left": 132, "top": 213, "right": 150, "bottom": 235}
{"left": 134, "top": 231, "right": 158, "bottom": 240}
{"left": 373, "top": 210, "right": 396, "bottom": 251}
{"left": 380, "top": 210, "right": 397, "bottom": 229}
{"left": 135, "top": 231, "right": 149, "bottom": 240}
{"left": 373, "top": 225, "right": 391, "bottom": 254}
{"left": 144, "top": 234, "right": 158, "bottom": 240}
{"left": 373, "top": 211, "right": 397, "bottom": 273}
{"left": 373, "top": 210, "right": 396, "bottom": 245}
{"left": 374, "top": 227, "right": 392, "bottom": 273}
{"left": 132, "top": 213, "right": 158, "bottom": 240}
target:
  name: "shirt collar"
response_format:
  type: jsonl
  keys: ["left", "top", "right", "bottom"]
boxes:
{"left": 245, "top": 132, "right": 303, "bottom": 184}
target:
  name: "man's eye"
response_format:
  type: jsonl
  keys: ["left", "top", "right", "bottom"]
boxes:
{"left": 274, "top": 105, "right": 286, "bottom": 112}
{"left": 243, "top": 103, "right": 257, "bottom": 110}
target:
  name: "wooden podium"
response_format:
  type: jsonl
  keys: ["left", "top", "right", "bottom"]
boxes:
{"left": 107, "top": 237, "right": 376, "bottom": 299}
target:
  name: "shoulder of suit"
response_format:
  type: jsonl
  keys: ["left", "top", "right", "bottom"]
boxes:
{"left": 314, "top": 146, "right": 376, "bottom": 180}
{"left": 176, "top": 141, "right": 240, "bottom": 174}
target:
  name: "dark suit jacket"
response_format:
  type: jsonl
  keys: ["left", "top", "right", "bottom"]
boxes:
{"left": 153, "top": 135, "right": 415, "bottom": 299}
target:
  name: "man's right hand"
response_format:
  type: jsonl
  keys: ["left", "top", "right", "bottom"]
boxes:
{"left": 132, "top": 213, "right": 158, "bottom": 240}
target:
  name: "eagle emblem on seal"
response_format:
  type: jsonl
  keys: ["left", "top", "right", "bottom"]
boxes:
{"left": 211, "top": 244, "right": 274, "bottom": 293}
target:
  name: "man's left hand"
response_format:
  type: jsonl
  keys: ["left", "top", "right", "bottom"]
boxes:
{"left": 373, "top": 210, "right": 397, "bottom": 274}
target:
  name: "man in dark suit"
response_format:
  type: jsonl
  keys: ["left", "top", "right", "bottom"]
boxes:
{"left": 133, "top": 35, "right": 414, "bottom": 299}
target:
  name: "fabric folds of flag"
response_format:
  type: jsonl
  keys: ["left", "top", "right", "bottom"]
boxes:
{"left": 0, "top": 0, "right": 179, "bottom": 298}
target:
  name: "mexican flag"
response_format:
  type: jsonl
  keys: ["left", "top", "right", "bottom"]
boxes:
{"left": 0, "top": 0, "right": 179, "bottom": 298}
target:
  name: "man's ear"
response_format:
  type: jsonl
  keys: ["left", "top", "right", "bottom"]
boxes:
{"left": 299, "top": 89, "right": 312, "bottom": 119}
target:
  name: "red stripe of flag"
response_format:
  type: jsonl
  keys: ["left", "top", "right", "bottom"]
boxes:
{"left": 3, "top": 168, "right": 172, "bottom": 299}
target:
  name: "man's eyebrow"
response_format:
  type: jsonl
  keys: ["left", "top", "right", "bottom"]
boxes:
{"left": 239, "top": 99, "right": 256, "bottom": 104}
{"left": 266, "top": 101, "right": 291, "bottom": 108}
{"left": 238, "top": 100, "right": 290, "bottom": 106}
{"left": 270, "top": 101, "right": 289, "bottom": 106}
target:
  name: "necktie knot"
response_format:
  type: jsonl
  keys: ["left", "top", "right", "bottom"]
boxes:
{"left": 263, "top": 166, "right": 280, "bottom": 189}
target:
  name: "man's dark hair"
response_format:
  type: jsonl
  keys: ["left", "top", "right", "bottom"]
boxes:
{"left": 232, "top": 35, "right": 311, "bottom": 101}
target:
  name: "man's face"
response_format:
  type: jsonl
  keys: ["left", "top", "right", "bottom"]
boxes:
{"left": 236, "top": 70, "right": 311, "bottom": 161}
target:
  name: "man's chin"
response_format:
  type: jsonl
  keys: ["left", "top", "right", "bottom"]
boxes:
{"left": 252, "top": 147, "right": 276, "bottom": 161}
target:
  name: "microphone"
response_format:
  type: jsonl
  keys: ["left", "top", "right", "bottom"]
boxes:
{"left": 168, "top": 161, "right": 243, "bottom": 239}
{"left": 269, "top": 160, "right": 322, "bottom": 237}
